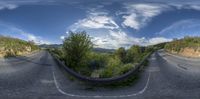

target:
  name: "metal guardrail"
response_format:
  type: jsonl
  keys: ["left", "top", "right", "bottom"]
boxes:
{"left": 51, "top": 52, "right": 152, "bottom": 84}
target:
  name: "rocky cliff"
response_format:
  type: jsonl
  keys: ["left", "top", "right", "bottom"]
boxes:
{"left": 169, "top": 47, "right": 200, "bottom": 58}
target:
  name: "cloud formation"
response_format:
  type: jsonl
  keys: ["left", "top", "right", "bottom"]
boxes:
{"left": 121, "top": 3, "right": 169, "bottom": 30}
{"left": 2, "top": 0, "right": 200, "bottom": 48}
{"left": 0, "top": 0, "right": 56, "bottom": 10}
{"left": 120, "top": 2, "right": 200, "bottom": 30}
{"left": 69, "top": 10, "right": 119, "bottom": 31}
{"left": 92, "top": 30, "right": 171, "bottom": 49}
{"left": 67, "top": 5, "right": 174, "bottom": 49}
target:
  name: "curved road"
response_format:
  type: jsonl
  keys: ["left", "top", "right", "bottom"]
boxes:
{"left": 0, "top": 50, "right": 200, "bottom": 99}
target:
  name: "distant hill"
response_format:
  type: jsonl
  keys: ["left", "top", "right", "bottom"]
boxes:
{"left": 164, "top": 37, "right": 200, "bottom": 57}
{"left": 0, "top": 36, "right": 39, "bottom": 58}
{"left": 39, "top": 44, "right": 62, "bottom": 49}
{"left": 92, "top": 48, "right": 115, "bottom": 53}
{"left": 40, "top": 44, "right": 115, "bottom": 53}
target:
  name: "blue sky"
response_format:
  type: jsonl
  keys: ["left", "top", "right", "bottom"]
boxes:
{"left": 1, "top": 0, "right": 200, "bottom": 49}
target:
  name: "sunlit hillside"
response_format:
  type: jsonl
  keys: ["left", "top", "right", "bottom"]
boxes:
{"left": 165, "top": 37, "right": 200, "bottom": 57}
{"left": 0, "top": 36, "right": 39, "bottom": 58}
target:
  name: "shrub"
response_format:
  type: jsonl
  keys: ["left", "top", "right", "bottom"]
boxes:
{"left": 87, "top": 52, "right": 109, "bottom": 70}
{"left": 50, "top": 48, "right": 64, "bottom": 60}
{"left": 119, "top": 63, "right": 135, "bottom": 75}
{"left": 115, "top": 47, "right": 126, "bottom": 63}
{"left": 99, "top": 56, "right": 122, "bottom": 78}
{"left": 125, "top": 45, "right": 142, "bottom": 63}
{"left": 99, "top": 58, "right": 136, "bottom": 78}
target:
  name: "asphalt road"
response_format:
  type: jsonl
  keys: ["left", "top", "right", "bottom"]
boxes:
{"left": 0, "top": 50, "right": 200, "bottom": 99}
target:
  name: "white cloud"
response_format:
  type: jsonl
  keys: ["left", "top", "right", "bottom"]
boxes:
{"left": 121, "top": 3, "right": 169, "bottom": 30}
{"left": 67, "top": 8, "right": 172, "bottom": 49}
{"left": 66, "top": 3, "right": 199, "bottom": 49}
{"left": 91, "top": 30, "right": 170, "bottom": 49}
{"left": 121, "top": 3, "right": 200, "bottom": 30}
{"left": 60, "top": 36, "right": 65, "bottom": 40}
{"left": 122, "top": 13, "right": 140, "bottom": 30}
{"left": 73, "top": 16, "right": 118, "bottom": 29}
{"left": 148, "top": 37, "right": 172, "bottom": 45}
{"left": 21, "top": 32, "right": 50, "bottom": 45}
{"left": 82, "top": 16, "right": 118, "bottom": 29}
{"left": 69, "top": 11, "right": 119, "bottom": 31}
{"left": 0, "top": 3, "right": 18, "bottom": 10}
{"left": 68, "top": 11, "right": 133, "bottom": 49}
{"left": 168, "top": 2, "right": 200, "bottom": 10}
{"left": 0, "top": 0, "right": 56, "bottom": 10}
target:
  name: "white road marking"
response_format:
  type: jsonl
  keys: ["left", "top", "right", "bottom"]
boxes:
{"left": 148, "top": 67, "right": 160, "bottom": 72}
{"left": 41, "top": 79, "right": 54, "bottom": 84}
{"left": 150, "top": 57, "right": 156, "bottom": 60}
{"left": 52, "top": 70, "right": 151, "bottom": 98}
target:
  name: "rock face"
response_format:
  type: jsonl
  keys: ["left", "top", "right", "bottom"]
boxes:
{"left": 0, "top": 46, "right": 33, "bottom": 58}
{"left": 0, "top": 36, "right": 39, "bottom": 58}
{"left": 179, "top": 47, "right": 200, "bottom": 57}
{"left": 169, "top": 47, "right": 200, "bottom": 58}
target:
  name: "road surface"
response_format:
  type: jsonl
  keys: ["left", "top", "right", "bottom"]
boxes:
{"left": 0, "top": 50, "right": 200, "bottom": 99}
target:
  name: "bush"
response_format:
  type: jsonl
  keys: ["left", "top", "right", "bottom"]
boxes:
{"left": 98, "top": 58, "right": 136, "bottom": 78}
{"left": 87, "top": 52, "right": 109, "bottom": 70}
{"left": 125, "top": 45, "right": 142, "bottom": 63}
{"left": 99, "top": 56, "right": 122, "bottom": 78}
{"left": 119, "top": 63, "right": 135, "bottom": 75}
{"left": 115, "top": 47, "right": 126, "bottom": 63}
{"left": 50, "top": 48, "right": 64, "bottom": 60}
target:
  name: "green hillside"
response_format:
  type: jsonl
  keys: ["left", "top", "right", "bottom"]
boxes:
{"left": 165, "top": 37, "right": 200, "bottom": 52}
{"left": 0, "top": 36, "right": 39, "bottom": 58}
{"left": 164, "top": 37, "right": 200, "bottom": 57}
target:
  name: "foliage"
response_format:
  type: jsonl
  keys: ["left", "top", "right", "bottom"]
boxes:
{"left": 119, "top": 63, "right": 135, "bottom": 75}
{"left": 62, "top": 31, "right": 93, "bottom": 74}
{"left": 125, "top": 45, "right": 143, "bottom": 63}
{"left": 99, "top": 56, "right": 122, "bottom": 78}
{"left": 114, "top": 47, "right": 126, "bottom": 63}
{"left": 49, "top": 48, "right": 64, "bottom": 61}
{"left": 87, "top": 52, "right": 109, "bottom": 70}
{"left": 53, "top": 31, "right": 152, "bottom": 78}
{"left": 165, "top": 36, "right": 200, "bottom": 52}
{"left": 152, "top": 42, "right": 167, "bottom": 50}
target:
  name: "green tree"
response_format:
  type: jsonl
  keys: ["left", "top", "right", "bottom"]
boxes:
{"left": 63, "top": 31, "right": 93, "bottom": 72}
{"left": 126, "top": 45, "right": 141, "bottom": 63}
{"left": 115, "top": 47, "right": 126, "bottom": 63}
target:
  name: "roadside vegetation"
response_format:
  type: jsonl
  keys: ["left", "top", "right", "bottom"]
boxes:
{"left": 164, "top": 36, "right": 200, "bottom": 57}
{"left": 165, "top": 36, "right": 200, "bottom": 52}
{"left": 50, "top": 31, "right": 153, "bottom": 78}
{"left": 0, "top": 36, "right": 39, "bottom": 58}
